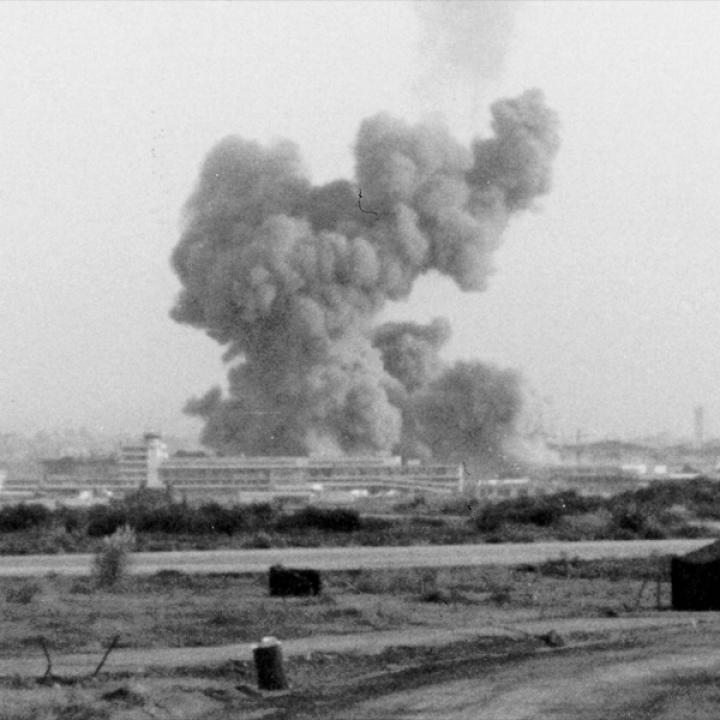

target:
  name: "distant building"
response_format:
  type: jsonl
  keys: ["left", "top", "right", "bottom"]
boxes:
{"left": 33, "top": 431, "right": 465, "bottom": 505}
{"left": 474, "top": 477, "right": 540, "bottom": 501}
{"left": 160, "top": 454, "right": 465, "bottom": 504}
{"left": 547, "top": 465, "right": 646, "bottom": 497}
{"left": 118, "top": 432, "right": 168, "bottom": 489}
{"left": 40, "top": 455, "right": 117, "bottom": 497}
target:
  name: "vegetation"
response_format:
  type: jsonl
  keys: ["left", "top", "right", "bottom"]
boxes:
{"left": 0, "top": 479, "right": 716, "bottom": 553}
{"left": 0, "top": 557, "right": 671, "bottom": 654}
{"left": 92, "top": 524, "right": 135, "bottom": 588}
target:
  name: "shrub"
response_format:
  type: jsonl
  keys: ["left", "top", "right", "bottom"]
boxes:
{"left": 192, "top": 503, "right": 238, "bottom": 535}
{"left": 5, "top": 581, "right": 41, "bottom": 604}
{"left": 132, "top": 503, "right": 191, "bottom": 534}
{"left": 439, "top": 496, "right": 479, "bottom": 515}
{"left": 57, "top": 507, "right": 85, "bottom": 534}
{"left": 242, "top": 531, "right": 275, "bottom": 549}
{"left": 472, "top": 492, "right": 602, "bottom": 532}
{"left": 484, "top": 523, "right": 540, "bottom": 544}
{"left": 69, "top": 578, "right": 94, "bottom": 594}
{"left": 488, "top": 585, "right": 513, "bottom": 605}
{"left": 87, "top": 505, "right": 127, "bottom": 538}
{"left": 359, "top": 516, "right": 395, "bottom": 532}
{"left": 555, "top": 509, "right": 613, "bottom": 540}
{"left": 92, "top": 524, "right": 135, "bottom": 588}
{"left": 275, "top": 507, "right": 361, "bottom": 533}
{"left": 0, "top": 503, "right": 51, "bottom": 532}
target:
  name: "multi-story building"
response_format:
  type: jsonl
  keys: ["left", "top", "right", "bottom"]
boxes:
{"left": 39, "top": 455, "right": 117, "bottom": 496}
{"left": 33, "top": 433, "right": 466, "bottom": 504}
{"left": 159, "top": 454, "right": 465, "bottom": 503}
{"left": 117, "top": 432, "right": 168, "bottom": 489}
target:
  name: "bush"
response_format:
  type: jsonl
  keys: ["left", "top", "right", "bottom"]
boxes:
{"left": 472, "top": 492, "right": 604, "bottom": 533}
{"left": 0, "top": 503, "right": 51, "bottom": 532}
{"left": 57, "top": 506, "right": 85, "bottom": 534}
{"left": 5, "top": 581, "right": 41, "bottom": 604}
{"left": 192, "top": 503, "right": 238, "bottom": 535}
{"left": 484, "top": 523, "right": 541, "bottom": 544}
{"left": 275, "top": 507, "right": 361, "bottom": 533}
{"left": 242, "top": 531, "right": 275, "bottom": 549}
{"left": 87, "top": 505, "right": 127, "bottom": 538}
{"left": 69, "top": 578, "right": 94, "bottom": 594}
{"left": 555, "top": 510, "right": 613, "bottom": 540}
{"left": 92, "top": 524, "right": 135, "bottom": 588}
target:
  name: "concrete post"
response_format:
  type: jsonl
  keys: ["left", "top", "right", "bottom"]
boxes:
{"left": 253, "top": 636, "right": 288, "bottom": 691}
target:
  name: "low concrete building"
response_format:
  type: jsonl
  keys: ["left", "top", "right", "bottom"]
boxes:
{"left": 160, "top": 454, "right": 465, "bottom": 504}
{"left": 40, "top": 455, "right": 117, "bottom": 497}
{"left": 35, "top": 434, "right": 466, "bottom": 504}
{"left": 474, "top": 477, "right": 540, "bottom": 502}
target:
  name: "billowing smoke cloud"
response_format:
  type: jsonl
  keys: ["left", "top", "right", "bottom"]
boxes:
{"left": 415, "top": 361, "right": 522, "bottom": 474}
{"left": 415, "top": 1, "right": 519, "bottom": 81}
{"left": 372, "top": 318, "right": 522, "bottom": 473}
{"left": 372, "top": 317, "right": 451, "bottom": 394}
{"left": 170, "top": 89, "right": 559, "bottom": 459}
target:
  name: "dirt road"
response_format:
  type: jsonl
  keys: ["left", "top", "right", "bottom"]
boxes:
{"left": 335, "top": 626, "right": 720, "bottom": 720}
{"left": 0, "top": 613, "right": 703, "bottom": 679}
{"left": 0, "top": 538, "right": 709, "bottom": 576}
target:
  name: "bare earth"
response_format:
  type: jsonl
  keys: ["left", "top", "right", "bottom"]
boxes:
{"left": 334, "top": 625, "right": 720, "bottom": 720}
{"left": 1, "top": 561, "right": 720, "bottom": 718}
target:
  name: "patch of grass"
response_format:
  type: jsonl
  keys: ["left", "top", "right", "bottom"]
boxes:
{"left": 347, "top": 568, "right": 439, "bottom": 595}
{"left": 57, "top": 705, "right": 111, "bottom": 720}
{"left": 69, "top": 578, "right": 94, "bottom": 595}
{"left": 5, "top": 582, "right": 41, "bottom": 604}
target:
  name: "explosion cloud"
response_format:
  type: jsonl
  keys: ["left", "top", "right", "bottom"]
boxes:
{"left": 372, "top": 318, "right": 522, "bottom": 473}
{"left": 171, "top": 89, "right": 559, "bottom": 463}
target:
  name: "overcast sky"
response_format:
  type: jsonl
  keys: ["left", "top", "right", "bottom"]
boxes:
{"left": 2, "top": 1, "right": 719, "bottom": 443}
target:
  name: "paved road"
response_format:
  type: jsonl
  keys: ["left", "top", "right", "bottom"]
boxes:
{"left": 0, "top": 538, "right": 710, "bottom": 576}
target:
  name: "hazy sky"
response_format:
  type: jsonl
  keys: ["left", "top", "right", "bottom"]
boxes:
{"left": 2, "top": 1, "right": 719, "bottom": 443}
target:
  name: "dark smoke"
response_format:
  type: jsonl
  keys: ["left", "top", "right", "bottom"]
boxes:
{"left": 372, "top": 317, "right": 450, "bottom": 394}
{"left": 170, "top": 90, "right": 559, "bottom": 459}
{"left": 372, "top": 319, "right": 522, "bottom": 473}
{"left": 413, "top": 361, "right": 523, "bottom": 475}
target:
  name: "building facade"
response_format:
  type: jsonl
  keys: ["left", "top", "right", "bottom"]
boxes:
{"left": 34, "top": 434, "right": 466, "bottom": 503}
{"left": 39, "top": 456, "right": 117, "bottom": 496}
{"left": 118, "top": 433, "right": 169, "bottom": 489}
{"left": 160, "top": 454, "right": 465, "bottom": 503}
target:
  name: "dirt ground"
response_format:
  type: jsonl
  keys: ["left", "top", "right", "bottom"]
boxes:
{"left": 0, "top": 563, "right": 718, "bottom": 719}
{"left": 0, "top": 563, "right": 670, "bottom": 653}
{"left": 330, "top": 625, "right": 720, "bottom": 720}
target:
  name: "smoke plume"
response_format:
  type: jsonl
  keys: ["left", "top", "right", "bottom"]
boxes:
{"left": 170, "top": 90, "right": 559, "bottom": 460}
{"left": 372, "top": 318, "right": 522, "bottom": 473}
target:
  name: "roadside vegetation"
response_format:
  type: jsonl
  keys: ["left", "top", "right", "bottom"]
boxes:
{"left": 0, "top": 556, "right": 675, "bottom": 654}
{"left": 0, "top": 479, "right": 717, "bottom": 553}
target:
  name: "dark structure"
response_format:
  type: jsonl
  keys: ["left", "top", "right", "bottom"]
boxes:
{"left": 671, "top": 540, "right": 720, "bottom": 610}
{"left": 268, "top": 565, "right": 322, "bottom": 597}
{"left": 253, "top": 638, "right": 288, "bottom": 691}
